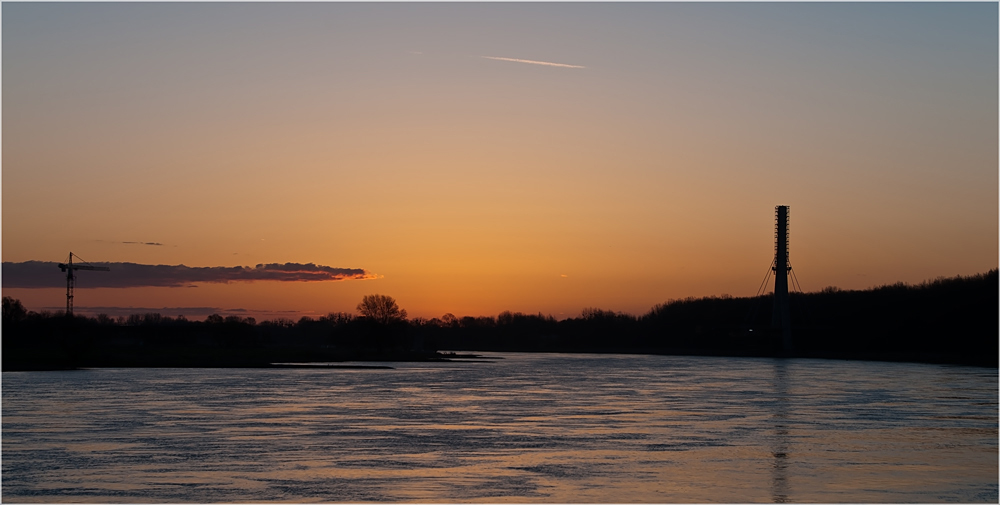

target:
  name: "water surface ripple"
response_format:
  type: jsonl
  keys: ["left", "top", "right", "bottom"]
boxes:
{"left": 3, "top": 353, "right": 996, "bottom": 502}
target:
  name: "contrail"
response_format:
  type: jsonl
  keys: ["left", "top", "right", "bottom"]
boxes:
{"left": 480, "top": 56, "right": 585, "bottom": 69}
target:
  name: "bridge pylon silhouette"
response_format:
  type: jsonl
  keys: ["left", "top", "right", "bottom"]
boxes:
{"left": 771, "top": 205, "right": 792, "bottom": 352}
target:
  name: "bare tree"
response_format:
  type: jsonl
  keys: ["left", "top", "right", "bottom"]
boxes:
{"left": 2, "top": 297, "right": 27, "bottom": 323}
{"left": 356, "top": 294, "right": 407, "bottom": 325}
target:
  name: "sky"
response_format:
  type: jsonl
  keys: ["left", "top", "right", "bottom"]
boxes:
{"left": 3, "top": 2, "right": 997, "bottom": 321}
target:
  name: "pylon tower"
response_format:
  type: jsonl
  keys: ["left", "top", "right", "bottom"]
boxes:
{"left": 771, "top": 206, "right": 792, "bottom": 352}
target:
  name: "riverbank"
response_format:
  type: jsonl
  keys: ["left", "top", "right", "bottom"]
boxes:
{"left": 4, "top": 270, "right": 995, "bottom": 370}
{"left": 2, "top": 349, "right": 497, "bottom": 371}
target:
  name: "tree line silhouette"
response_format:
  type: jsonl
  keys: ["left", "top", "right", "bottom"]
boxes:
{"left": 3, "top": 270, "right": 996, "bottom": 370}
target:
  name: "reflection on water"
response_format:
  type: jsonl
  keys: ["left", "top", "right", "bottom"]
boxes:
{"left": 771, "top": 361, "right": 790, "bottom": 503}
{"left": 3, "top": 354, "right": 997, "bottom": 503}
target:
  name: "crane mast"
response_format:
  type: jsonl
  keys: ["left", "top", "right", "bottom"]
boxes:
{"left": 57, "top": 252, "right": 110, "bottom": 316}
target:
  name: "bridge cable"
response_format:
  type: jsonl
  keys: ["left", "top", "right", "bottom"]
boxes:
{"left": 744, "top": 258, "right": 776, "bottom": 335}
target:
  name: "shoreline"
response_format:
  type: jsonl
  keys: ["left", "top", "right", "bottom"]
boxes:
{"left": 3, "top": 350, "right": 993, "bottom": 372}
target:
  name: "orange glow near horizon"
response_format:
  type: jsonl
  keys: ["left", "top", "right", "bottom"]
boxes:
{"left": 3, "top": 3, "right": 997, "bottom": 320}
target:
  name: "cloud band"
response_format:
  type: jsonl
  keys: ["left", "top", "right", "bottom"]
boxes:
{"left": 2, "top": 261, "right": 378, "bottom": 288}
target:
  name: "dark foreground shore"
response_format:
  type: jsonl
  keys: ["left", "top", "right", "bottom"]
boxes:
{"left": 2, "top": 349, "right": 495, "bottom": 371}
{"left": 3, "top": 343, "right": 993, "bottom": 371}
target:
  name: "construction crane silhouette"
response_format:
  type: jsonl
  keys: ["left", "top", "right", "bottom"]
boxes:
{"left": 57, "top": 252, "right": 110, "bottom": 316}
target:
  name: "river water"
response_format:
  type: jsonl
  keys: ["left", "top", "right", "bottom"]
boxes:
{"left": 2, "top": 353, "right": 996, "bottom": 503}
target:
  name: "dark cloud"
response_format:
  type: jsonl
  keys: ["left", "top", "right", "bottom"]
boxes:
{"left": 38, "top": 306, "right": 311, "bottom": 321}
{"left": 2, "top": 261, "right": 377, "bottom": 288}
{"left": 94, "top": 240, "right": 167, "bottom": 247}
{"left": 41, "top": 306, "right": 228, "bottom": 317}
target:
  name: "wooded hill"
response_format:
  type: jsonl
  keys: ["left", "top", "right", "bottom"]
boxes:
{"left": 3, "top": 270, "right": 996, "bottom": 369}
